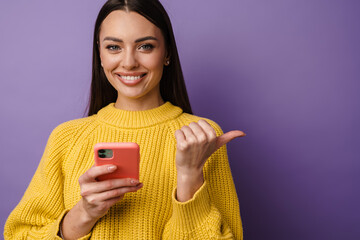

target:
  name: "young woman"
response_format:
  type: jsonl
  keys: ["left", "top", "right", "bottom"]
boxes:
{"left": 4, "top": 0, "right": 245, "bottom": 239}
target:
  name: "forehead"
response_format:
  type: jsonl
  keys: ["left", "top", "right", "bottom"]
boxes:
{"left": 99, "top": 10, "right": 163, "bottom": 41}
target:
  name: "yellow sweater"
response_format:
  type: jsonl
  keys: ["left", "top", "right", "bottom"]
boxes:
{"left": 4, "top": 102, "right": 243, "bottom": 240}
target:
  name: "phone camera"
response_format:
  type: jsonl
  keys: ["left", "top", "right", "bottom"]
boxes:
{"left": 99, "top": 149, "right": 106, "bottom": 153}
{"left": 99, "top": 154, "right": 106, "bottom": 158}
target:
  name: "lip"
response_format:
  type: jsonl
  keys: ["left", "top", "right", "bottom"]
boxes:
{"left": 116, "top": 72, "right": 147, "bottom": 77}
{"left": 115, "top": 72, "right": 147, "bottom": 86}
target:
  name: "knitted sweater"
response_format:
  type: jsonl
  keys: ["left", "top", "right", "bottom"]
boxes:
{"left": 4, "top": 102, "right": 243, "bottom": 240}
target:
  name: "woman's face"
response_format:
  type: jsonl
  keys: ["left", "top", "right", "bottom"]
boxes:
{"left": 98, "top": 10, "right": 168, "bottom": 107}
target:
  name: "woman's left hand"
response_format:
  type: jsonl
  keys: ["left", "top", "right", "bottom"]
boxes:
{"left": 174, "top": 119, "right": 245, "bottom": 201}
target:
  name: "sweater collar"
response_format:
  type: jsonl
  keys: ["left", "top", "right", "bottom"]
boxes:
{"left": 96, "top": 102, "right": 183, "bottom": 128}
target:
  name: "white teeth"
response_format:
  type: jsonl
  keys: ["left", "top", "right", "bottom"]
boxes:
{"left": 120, "top": 75, "right": 142, "bottom": 81}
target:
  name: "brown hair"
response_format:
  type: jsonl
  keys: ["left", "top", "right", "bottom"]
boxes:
{"left": 86, "top": 0, "right": 192, "bottom": 116}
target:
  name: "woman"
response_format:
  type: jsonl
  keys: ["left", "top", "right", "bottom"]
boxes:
{"left": 4, "top": 0, "right": 245, "bottom": 239}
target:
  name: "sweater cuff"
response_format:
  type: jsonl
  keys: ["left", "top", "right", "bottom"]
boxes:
{"left": 51, "top": 209, "right": 92, "bottom": 240}
{"left": 171, "top": 181, "right": 212, "bottom": 232}
{"left": 50, "top": 209, "right": 68, "bottom": 239}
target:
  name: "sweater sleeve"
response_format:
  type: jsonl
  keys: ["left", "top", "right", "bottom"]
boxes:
{"left": 162, "top": 120, "right": 243, "bottom": 240}
{"left": 4, "top": 123, "right": 91, "bottom": 240}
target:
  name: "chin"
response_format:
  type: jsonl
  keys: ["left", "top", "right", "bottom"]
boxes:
{"left": 118, "top": 91, "right": 148, "bottom": 100}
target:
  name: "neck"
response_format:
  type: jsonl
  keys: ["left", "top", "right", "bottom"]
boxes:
{"left": 114, "top": 92, "right": 165, "bottom": 111}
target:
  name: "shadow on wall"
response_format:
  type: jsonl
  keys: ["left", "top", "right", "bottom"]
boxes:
{"left": 184, "top": 60, "right": 307, "bottom": 239}
{"left": 185, "top": 61, "right": 265, "bottom": 234}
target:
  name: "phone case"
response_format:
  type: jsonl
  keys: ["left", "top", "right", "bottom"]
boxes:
{"left": 94, "top": 142, "right": 140, "bottom": 181}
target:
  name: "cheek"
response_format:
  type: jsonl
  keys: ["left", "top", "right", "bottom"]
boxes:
{"left": 141, "top": 53, "right": 165, "bottom": 72}
{"left": 103, "top": 56, "right": 120, "bottom": 70}
{"left": 100, "top": 51, "right": 119, "bottom": 70}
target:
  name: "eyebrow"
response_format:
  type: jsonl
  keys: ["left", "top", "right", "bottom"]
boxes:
{"left": 103, "top": 36, "right": 158, "bottom": 43}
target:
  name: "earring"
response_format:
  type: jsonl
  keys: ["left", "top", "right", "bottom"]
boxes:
{"left": 165, "top": 60, "right": 170, "bottom": 66}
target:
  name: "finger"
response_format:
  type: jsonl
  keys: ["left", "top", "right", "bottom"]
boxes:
{"left": 81, "top": 178, "right": 140, "bottom": 196}
{"left": 104, "top": 196, "right": 124, "bottom": 207}
{"left": 175, "top": 129, "right": 186, "bottom": 142}
{"left": 175, "top": 129, "right": 189, "bottom": 151}
{"left": 181, "top": 125, "right": 196, "bottom": 143}
{"left": 188, "top": 122, "right": 208, "bottom": 143}
{"left": 79, "top": 165, "right": 117, "bottom": 184}
{"left": 216, "top": 130, "right": 246, "bottom": 149}
{"left": 86, "top": 183, "right": 143, "bottom": 203}
{"left": 197, "top": 119, "right": 217, "bottom": 141}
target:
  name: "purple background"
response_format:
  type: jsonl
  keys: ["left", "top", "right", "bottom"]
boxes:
{"left": 1, "top": 0, "right": 359, "bottom": 239}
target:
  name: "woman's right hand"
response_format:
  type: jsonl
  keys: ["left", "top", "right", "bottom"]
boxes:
{"left": 78, "top": 164, "right": 143, "bottom": 221}
{"left": 61, "top": 165, "right": 143, "bottom": 240}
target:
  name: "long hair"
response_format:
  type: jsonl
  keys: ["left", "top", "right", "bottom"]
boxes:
{"left": 86, "top": 0, "right": 192, "bottom": 116}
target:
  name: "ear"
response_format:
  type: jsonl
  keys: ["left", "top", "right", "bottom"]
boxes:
{"left": 164, "top": 49, "right": 171, "bottom": 66}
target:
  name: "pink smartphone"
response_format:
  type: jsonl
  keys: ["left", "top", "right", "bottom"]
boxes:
{"left": 94, "top": 142, "right": 140, "bottom": 181}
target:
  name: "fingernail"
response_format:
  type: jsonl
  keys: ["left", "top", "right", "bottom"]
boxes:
{"left": 108, "top": 165, "right": 116, "bottom": 171}
{"left": 131, "top": 179, "right": 139, "bottom": 184}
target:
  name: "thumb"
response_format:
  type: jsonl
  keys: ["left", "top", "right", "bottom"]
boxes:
{"left": 216, "top": 130, "right": 246, "bottom": 149}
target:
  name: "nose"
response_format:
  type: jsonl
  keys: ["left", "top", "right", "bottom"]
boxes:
{"left": 121, "top": 49, "right": 138, "bottom": 70}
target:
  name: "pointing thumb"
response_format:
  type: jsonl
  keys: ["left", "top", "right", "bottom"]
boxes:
{"left": 216, "top": 130, "right": 246, "bottom": 150}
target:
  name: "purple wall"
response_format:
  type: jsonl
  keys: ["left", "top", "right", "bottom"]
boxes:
{"left": 1, "top": 0, "right": 359, "bottom": 239}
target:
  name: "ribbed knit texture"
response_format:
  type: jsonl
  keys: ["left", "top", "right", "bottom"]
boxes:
{"left": 4, "top": 102, "right": 243, "bottom": 240}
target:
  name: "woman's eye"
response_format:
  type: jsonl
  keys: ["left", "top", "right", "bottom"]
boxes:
{"left": 139, "top": 44, "right": 154, "bottom": 51}
{"left": 106, "top": 45, "right": 120, "bottom": 51}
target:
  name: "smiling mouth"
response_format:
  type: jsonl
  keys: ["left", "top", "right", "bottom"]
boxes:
{"left": 117, "top": 73, "right": 147, "bottom": 81}
{"left": 116, "top": 73, "right": 147, "bottom": 86}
